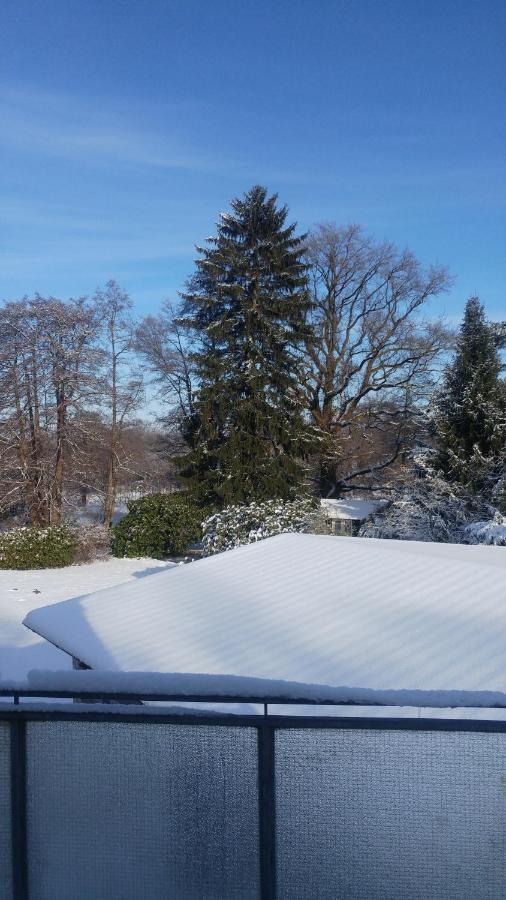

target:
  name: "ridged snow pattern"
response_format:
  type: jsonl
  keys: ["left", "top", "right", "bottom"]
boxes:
{"left": 23, "top": 533, "right": 506, "bottom": 694}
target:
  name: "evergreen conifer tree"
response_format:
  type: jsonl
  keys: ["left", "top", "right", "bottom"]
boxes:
{"left": 177, "top": 186, "right": 318, "bottom": 507}
{"left": 434, "top": 296, "right": 506, "bottom": 493}
{"left": 497, "top": 481, "right": 506, "bottom": 515}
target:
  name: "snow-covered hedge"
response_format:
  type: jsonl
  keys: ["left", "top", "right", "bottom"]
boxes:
{"left": 202, "top": 497, "right": 317, "bottom": 555}
{"left": 111, "top": 492, "right": 202, "bottom": 559}
{"left": 0, "top": 525, "right": 77, "bottom": 569}
{"left": 73, "top": 524, "right": 111, "bottom": 562}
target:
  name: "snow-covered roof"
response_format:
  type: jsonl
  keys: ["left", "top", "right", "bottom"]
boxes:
{"left": 320, "top": 498, "right": 386, "bottom": 520}
{"left": 23, "top": 534, "right": 506, "bottom": 696}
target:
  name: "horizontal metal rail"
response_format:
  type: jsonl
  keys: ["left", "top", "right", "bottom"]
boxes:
{"left": 2, "top": 709, "right": 506, "bottom": 732}
{"left": 3, "top": 687, "right": 506, "bottom": 708}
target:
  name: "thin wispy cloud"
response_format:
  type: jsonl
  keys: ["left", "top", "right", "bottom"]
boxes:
{"left": 6, "top": 84, "right": 497, "bottom": 203}
{"left": 0, "top": 85, "right": 227, "bottom": 173}
{"left": 0, "top": 85, "right": 353, "bottom": 188}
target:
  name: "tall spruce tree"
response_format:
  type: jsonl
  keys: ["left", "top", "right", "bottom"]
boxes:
{"left": 177, "top": 186, "right": 318, "bottom": 507}
{"left": 434, "top": 296, "right": 506, "bottom": 493}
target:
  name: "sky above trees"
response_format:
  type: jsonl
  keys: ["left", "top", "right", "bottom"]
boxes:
{"left": 1, "top": 0, "right": 504, "bottom": 320}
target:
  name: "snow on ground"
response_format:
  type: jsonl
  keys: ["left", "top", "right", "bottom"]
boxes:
{"left": 0, "top": 557, "right": 175, "bottom": 681}
{"left": 66, "top": 490, "right": 178, "bottom": 526}
{"left": 320, "top": 497, "right": 386, "bottom": 520}
{"left": 69, "top": 495, "right": 129, "bottom": 525}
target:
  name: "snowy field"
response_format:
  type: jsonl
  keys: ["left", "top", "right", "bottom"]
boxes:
{"left": 0, "top": 557, "right": 175, "bottom": 682}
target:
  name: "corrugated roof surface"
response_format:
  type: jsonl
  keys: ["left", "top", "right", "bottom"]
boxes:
{"left": 23, "top": 534, "right": 506, "bottom": 693}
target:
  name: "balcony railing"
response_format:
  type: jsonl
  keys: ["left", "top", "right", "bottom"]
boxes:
{"left": 1, "top": 685, "right": 506, "bottom": 899}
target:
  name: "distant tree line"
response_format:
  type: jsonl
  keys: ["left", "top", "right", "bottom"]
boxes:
{"left": 0, "top": 283, "right": 171, "bottom": 526}
{"left": 2, "top": 184, "right": 504, "bottom": 528}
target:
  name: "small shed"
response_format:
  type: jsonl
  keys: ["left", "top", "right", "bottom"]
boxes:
{"left": 320, "top": 498, "right": 387, "bottom": 535}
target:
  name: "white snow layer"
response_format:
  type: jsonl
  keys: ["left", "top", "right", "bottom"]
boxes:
{"left": 320, "top": 498, "right": 385, "bottom": 520}
{"left": 0, "top": 557, "right": 176, "bottom": 681}
{"left": 465, "top": 516, "right": 506, "bottom": 546}
{"left": 22, "top": 533, "right": 506, "bottom": 697}
{"left": 5, "top": 668, "right": 506, "bottom": 710}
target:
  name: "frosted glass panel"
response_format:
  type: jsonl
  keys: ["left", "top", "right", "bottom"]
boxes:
{"left": 276, "top": 728, "right": 506, "bottom": 900}
{"left": 0, "top": 724, "right": 12, "bottom": 900}
{"left": 27, "top": 721, "right": 259, "bottom": 900}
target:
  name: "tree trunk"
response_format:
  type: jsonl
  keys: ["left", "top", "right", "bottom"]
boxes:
{"left": 103, "top": 341, "right": 118, "bottom": 528}
{"left": 103, "top": 440, "right": 117, "bottom": 527}
{"left": 51, "top": 392, "right": 65, "bottom": 524}
{"left": 24, "top": 363, "right": 48, "bottom": 525}
{"left": 319, "top": 458, "right": 340, "bottom": 499}
{"left": 13, "top": 368, "right": 48, "bottom": 525}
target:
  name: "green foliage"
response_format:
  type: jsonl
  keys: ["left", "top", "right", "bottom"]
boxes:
{"left": 434, "top": 297, "right": 506, "bottom": 493}
{"left": 0, "top": 525, "right": 77, "bottom": 569}
{"left": 177, "top": 185, "right": 319, "bottom": 508}
{"left": 202, "top": 497, "right": 317, "bottom": 555}
{"left": 110, "top": 492, "right": 202, "bottom": 558}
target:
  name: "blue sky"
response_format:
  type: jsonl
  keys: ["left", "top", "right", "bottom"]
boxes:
{"left": 1, "top": 0, "right": 504, "bottom": 322}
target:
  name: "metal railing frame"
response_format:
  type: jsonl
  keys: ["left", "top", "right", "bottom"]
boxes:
{"left": 2, "top": 689, "right": 506, "bottom": 900}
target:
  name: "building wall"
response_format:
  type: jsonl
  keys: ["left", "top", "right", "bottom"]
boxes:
{"left": 324, "top": 518, "right": 361, "bottom": 536}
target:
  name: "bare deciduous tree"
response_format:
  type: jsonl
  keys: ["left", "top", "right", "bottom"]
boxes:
{"left": 302, "top": 224, "right": 452, "bottom": 496}
{"left": 0, "top": 296, "right": 102, "bottom": 524}
{"left": 41, "top": 296, "right": 103, "bottom": 522}
{"left": 0, "top": 299, "right": 48, "bottom": 523}
{"left": 135, "top": 299, "right": 195, "bottom": 434}
{"left": 94, "top": 280, "right": 143, "bottom": 527}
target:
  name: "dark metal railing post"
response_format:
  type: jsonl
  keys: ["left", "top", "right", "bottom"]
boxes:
{"left": 10, "top": 719, "right": 28, "bottom": 900}
{"left": 258, "top": 722, "right": 276, "bottom": 900}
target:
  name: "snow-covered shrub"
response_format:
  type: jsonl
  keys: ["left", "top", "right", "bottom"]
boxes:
{"left": 360, "top": 451, "right": 488, "bottom": 544}
{"left": 464, "top": 513, "right": 506, "bottom": 546}
{"left": 0, "top": 525, "right": 77, "bottom": 569}
{"left": 111, "top": 492, "right": 202, "bottom": 559}
{"left": 73, "top": 524, "right": 111, "bottom": 562}
{"left": 202, "top": 497, "right": 317, "bottom": 555}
